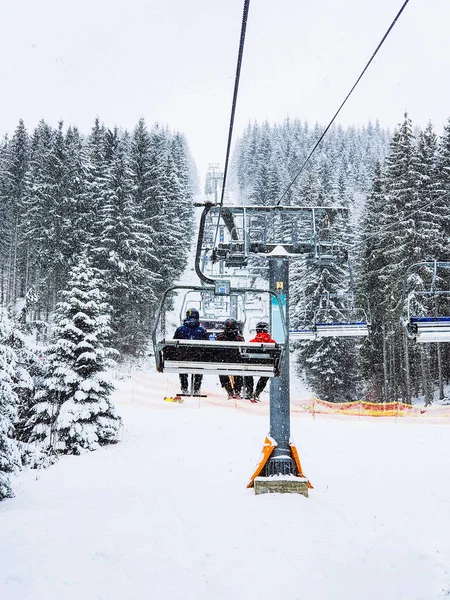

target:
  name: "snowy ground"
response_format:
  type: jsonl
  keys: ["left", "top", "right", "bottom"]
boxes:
{"left": 1, "top": 368, "right": 450, "bottom": 600}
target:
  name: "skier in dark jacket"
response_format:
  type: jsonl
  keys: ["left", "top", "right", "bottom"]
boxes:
{"left": 173, "top": 308, "right": 209, "bottom": 394}
{"left": 245, "top": 321, "right": 276, "bottom": 401}
{"left": 215, "top": 318, "right": 245, "bottom": 398}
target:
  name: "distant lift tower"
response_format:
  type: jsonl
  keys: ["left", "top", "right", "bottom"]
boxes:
{"left": 204, "top": 163, "right": 224, "bottom": 203}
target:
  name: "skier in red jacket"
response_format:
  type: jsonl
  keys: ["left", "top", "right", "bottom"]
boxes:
{"left": 245, "top": 322, "right": 276, "bottom": 401}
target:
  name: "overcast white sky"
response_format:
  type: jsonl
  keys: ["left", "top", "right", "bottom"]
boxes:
{"left": 0, "top": 0, "right": 449, "bottom": 183}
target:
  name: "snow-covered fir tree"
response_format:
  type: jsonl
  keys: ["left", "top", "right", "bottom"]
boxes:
{"left": 358, "top": 114, "right": 448, "bottom": 404}
{"left": 92, "top": 130, "right": 160, "bottom": 354}
{"left": 144, "top": 124, "right": 194, "bottom": 297}
{"left": 358, "top": 162, "right": 388, "bottom": 401}
{"left": 29, "top": 256, "right": 121, "bottom": 454}
{"left": 0, "top": 309, "right": 21, "bottom": 499}
{"left": 1, "top": 118, "right": 195, "bottom": 349}
{"left": 0, "top": 119, "right": 30, "bottom": 305}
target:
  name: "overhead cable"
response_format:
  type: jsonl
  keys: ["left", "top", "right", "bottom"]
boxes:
{"left": 276, "top": 0, "right": 411, "bottom": 206}
{"left": 212, "top": 0, "right": 250, "bottom": 251}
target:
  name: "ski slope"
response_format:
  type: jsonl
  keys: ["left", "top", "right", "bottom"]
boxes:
{"left": 1, "top": 368, "right": 449, "bottom": 600}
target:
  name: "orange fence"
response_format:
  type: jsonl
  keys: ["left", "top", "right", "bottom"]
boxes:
{"left": 293, "top": 397, "right": 450, "bottom": 418}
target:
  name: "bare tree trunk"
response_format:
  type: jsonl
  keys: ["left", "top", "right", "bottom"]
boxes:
{"left": 389, "top": 337, "right": 395, "bottom": 402}
{"left": 437, "top": 343, "right": 444, "bottom": 400}
{"left": 1, "top": 262, "right": 4, "bottom": 304}
{"left": 11, "top": 215, "right": 18, "bottom": 305}
{"left": 382, "top": 325, "right": 389, "bottom": 402}
{"left": 403, "top": 329, "right": 411, "bottom": 404}
{"left": 420, "top": 347, "right": 433, "bottom": 406}
{"left": 6, "top": 236, "right": 13, "bottom": 304}
{"left": 24, "top": 244, "right": 29, "bottom": 297}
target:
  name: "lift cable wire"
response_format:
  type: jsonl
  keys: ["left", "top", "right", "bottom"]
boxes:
{"left": 276, "top": 0, "right": 410, "bottom": 207}
{"left": 212, "top": 0, "right": 250, "bottom": 251}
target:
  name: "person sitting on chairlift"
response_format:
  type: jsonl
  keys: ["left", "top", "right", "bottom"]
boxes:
{"left": 173, "top": 308, "right": 209, "bottom": 395}
{"left": 245, "top": 321, "right": 276, "bottom": 401}
{"left": 215, "top": 318, "right": 245, "bottom": 399}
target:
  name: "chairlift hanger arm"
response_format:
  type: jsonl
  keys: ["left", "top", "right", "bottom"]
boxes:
{"left": 194, "top": 204, "right": 242, "bottom": 285}
{"left": 194, "top": 203, "right": 349, "bottom": 284}
{"left": 195, "top": 203, "right": 215, "bottom": 285}
{"left": 402, "top": 261, "right": 450, "bottom": 301}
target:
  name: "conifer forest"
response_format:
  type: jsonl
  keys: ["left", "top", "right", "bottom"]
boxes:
{"left": 232, "top": 115, "right": 450, "bottom": 405}
{"left": 1, "top": 112, "right": 450, "bottom": 498}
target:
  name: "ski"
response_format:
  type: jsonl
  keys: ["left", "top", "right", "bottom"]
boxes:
{"left": 163, "top": 396, "right": 184, "bottom": 403}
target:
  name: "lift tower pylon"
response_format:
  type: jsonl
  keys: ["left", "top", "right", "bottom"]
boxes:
{"left": 194, "top": 202, "right": 348, "bottom": 495}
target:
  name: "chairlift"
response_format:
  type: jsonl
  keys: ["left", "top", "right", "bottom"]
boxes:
{"left": 313, "top": 292, "right": 370, "bottom": 338}
{"left": 153, "top": 285, "right": 286, "bottom": 377}
{"left": 406, "top": 317, "right": 450, "bottom": 343}
{"left": 289, "top": 327, "right": 318, "bottom": 341}
{"left": 402, "top": 261, "right": 450, "bottom": 343}
{"left": 289, "top": 292, "right": 370, "bottom": 340}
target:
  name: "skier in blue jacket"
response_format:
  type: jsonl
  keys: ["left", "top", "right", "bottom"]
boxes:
{"left": 173, "top": 308, "right": 209, "bottom": 394}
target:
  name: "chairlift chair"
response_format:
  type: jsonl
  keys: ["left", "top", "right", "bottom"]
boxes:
{"left": 403, "top": 261, "right": 450, "bottom": 343}
{"left": 152, "top": 285, "right": 286, "bottom": 378}
{"left": 289, "top": 327, "right": 317, "bottom": 341}
{"left": 314, "top": 319, "right": 369, "bottom": 338}
{"left": 313, "top": 297, "right": 370, "bottom": 339}
{"left": 289, "top": 292, "right": 370, "bottom": 340}
{"left": 406, "top": 317, "right": 450, "bottom": 343}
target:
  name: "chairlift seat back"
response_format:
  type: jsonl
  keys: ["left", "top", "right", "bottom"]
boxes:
{"left": 315, "top": 321, "right": 369, "bottom": 338}
{"left": 289, "top": 329, "right": 317, "bottom": 341}
{"left": 408, "top": 316, "right": 450, "bottom": 342}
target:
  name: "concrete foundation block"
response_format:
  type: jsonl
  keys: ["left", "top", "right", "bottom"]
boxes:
{"left": 254, "top": 476, "right": 309, "bottom": 497}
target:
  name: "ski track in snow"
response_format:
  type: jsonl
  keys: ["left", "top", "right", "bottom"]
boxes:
{"left": 1, "top": 369, "right": 450, "bottom": 600}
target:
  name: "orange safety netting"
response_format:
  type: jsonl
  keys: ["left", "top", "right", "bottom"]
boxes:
{"left": 292, "top": 397, "right": 450, "bottom": 418}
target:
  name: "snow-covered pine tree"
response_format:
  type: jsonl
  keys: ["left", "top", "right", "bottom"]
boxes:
{"left": 0, "top": 120, "right": 30, "bottom": 305}
{"left": 373, "top": 113, "right": 423, "bottom": 403}
{"left": 62, "top": 125, "right": 86, "bottom": 257}
{"left": 29, "top": 256, "right": 121, "bottom": 454}
{"left": 171, "top": 131, "right": 198, "bottom": 213}
{"left": 92, "top": 130, "right": 160, "bottom": 354}
{"left": 20, "top": 120, "right": 57, "bottom": 318}
{"left": 8, "top": 319, "right": 44, "bottom": 446}
{"left": 359, "top": 162, "right": 388, "bottom": 401}
{"left": 295, "top": 260, "right": 359, "bottom": 402}
{"left": 145, "top": 124, "right": 191, "bottom": 296}
{"left": 436, "top": 118, "right": 450, "bottom": 250}
{"left": 0, "top": 308, "right": 47, "bottom": 466}
{"left": 435, "top": 119, "right": 450, "bottom": 392}
{"left": 412, "top": 123, "right": 443, "bottom": 405}
{"left": 290, "top": 167, "right": 359, "bottom": 401}
{"left": 81, "top": 119, "right": 108, "bottom": 249}
{"left": 0, "top": 309, "right": 21, "bottom": 500}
